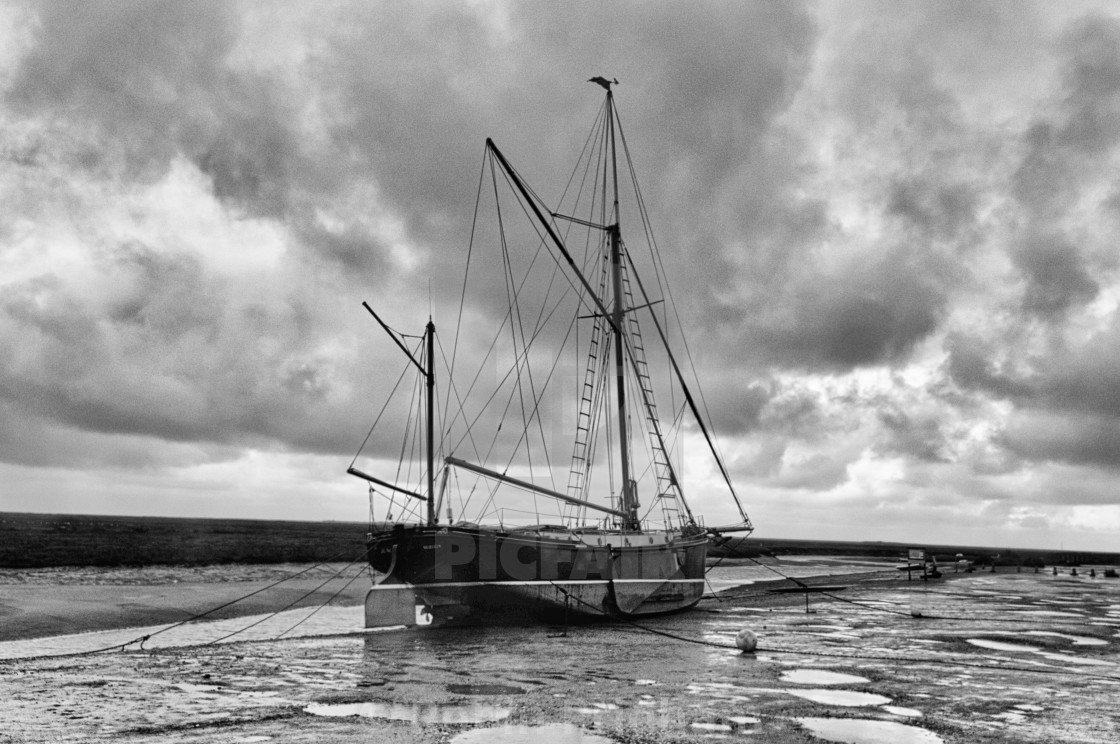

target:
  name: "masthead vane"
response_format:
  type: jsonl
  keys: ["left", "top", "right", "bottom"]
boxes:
{"left": 588, "top": 76, "right": 618, "bottom": 91}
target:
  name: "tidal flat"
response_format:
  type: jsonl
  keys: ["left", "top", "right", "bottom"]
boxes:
{"left": 1, "top": 559, "right": 1117, "bottom": 743}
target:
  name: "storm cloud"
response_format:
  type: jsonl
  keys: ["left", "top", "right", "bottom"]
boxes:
{"left": 3, "top": 1, "right": 1120, "bottom": 549}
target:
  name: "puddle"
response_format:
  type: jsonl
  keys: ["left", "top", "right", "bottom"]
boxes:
{"left": 304, "top": 701, "right": 510, "bottom": 723}
{"left": 781, "top": 669, "right": 870, "bottom": 686}
{"left": 446, "top": 683, "right": 526, "bottom": 695}
{"left": 967, "top": 638, "right": 1115, "bottom": 667}
{"left": 883, "top": 705, "right": 922, "bottom": 717}
{"left": 786, "top": 689, "right": 891, "bottom": 706}
{"left": 691, "top": 722, "right": 733, "bottom": 732}
{"left": 451, "top": 723, "right": 615, "bottom": 743}
{"left": 794, "top": 625, "right": 853, "bottom": 631}
{"left": 573, "top": 702, "right": 619, "bottom": 714}
{"left": 797, "top": 717, "right": 943, "bottom": 743}
{"left": 1023, "top": 631, "right": 1108, "bottom": 646}
{"left": 685, "top": 681, "right": 753, "bottom": 699}
{"left": 966, "top": 639, "right": 1040, "bottom": 653}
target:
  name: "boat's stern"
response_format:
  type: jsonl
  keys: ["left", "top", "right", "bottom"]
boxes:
{"left": 363, "top": 524, "right": 482, "bottom": 628}
{"left": 365, "top": 584, "right": 474, "bottom": 628}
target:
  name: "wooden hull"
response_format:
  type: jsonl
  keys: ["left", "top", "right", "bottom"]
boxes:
{"left": 365, "top": 524, "right": 708, "bottom": 627}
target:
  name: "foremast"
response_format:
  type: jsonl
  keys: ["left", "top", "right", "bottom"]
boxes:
{"left": 424, "top": 318, "right": 435, "bottom": 526}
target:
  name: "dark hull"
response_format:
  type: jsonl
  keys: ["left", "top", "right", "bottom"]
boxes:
{"left": 364, "top": 524, "right": 708, "bottom": 627}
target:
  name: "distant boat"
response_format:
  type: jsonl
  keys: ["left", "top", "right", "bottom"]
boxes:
{"left": 350, "top": 80, "right": 753, "bottom": 627}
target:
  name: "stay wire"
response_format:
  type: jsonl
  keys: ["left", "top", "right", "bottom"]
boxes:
{"left": 444, "top": 143, "right": 491, "bottom": 433}
{"left": 615, "top": 106, "right": 746, "bottom": 525}
{"left": 349, "top": 355, "right": 417, "bottom": 470}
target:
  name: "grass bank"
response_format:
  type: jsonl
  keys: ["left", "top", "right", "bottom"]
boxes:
{"left": 1, "top": 512, "right": 369, "bottom": 568}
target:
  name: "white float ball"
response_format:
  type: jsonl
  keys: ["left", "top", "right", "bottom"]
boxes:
{"left": 735, "top": 628, "right": 758, "bottom": 652}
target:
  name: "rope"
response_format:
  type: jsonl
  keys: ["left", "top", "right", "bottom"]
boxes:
{"left": 707, "top": 544, "right": 928, "bottom": 618}
{"left": 546, "top": 581, "right": 1120, "bottom": 682}
{"left": 0, "top": 636, "right": 151, "bottom": 664}
{"left": 0, "top": 552, "right": 366, "bottom": 663}
{"left": 203, "top": 552, "right": 368, "bottom": 646}
{"left": 705, "top": 547, "right": 1120, "bottom": 629}
{"left": 276, "top": 565, "right": 371, "bottom": 639}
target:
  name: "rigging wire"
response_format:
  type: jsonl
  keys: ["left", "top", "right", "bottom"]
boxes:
{"left": 441, "top": 150, "right": 559, "bottom": 466}
{"left": 445, "top": 150, "right": 608, "bottom": 525}
{"left": 445, "top": 153, "right": 579, "bottom": 458}
{"left": 349, "top": 354, "right": 420, "bottom": 471}
{"left": 495, "top": 162, "right": 544, "bottom": 521}
{"left": 363, "top": 90, "right": 735, "bottom": 531}
{"left": 395, "top": 338, "right": 423, "bottom": 502}
{"left": 614, "top": 106, "right": 748, "bottom": 527}
{"left": 444, "top": 100, "right": 688, "bottom": 528}
{"left": 442, "top": 142, "right": 492, "bottom": 453}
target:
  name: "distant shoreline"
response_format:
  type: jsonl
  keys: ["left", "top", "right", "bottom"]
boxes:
{"left": 1, "top": 511, "right": 370, "bottom": 568}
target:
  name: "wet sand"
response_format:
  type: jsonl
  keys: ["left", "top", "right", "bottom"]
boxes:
{"left": 1, "top": 561, "right": 1117, "bottom": 743}
{"left": 0, "top": 563, "right": 369, "bottom": 642}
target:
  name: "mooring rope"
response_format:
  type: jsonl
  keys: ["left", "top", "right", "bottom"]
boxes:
{"left": 704, "top": 549, "right": 1119, "bottom": 629}
{"left": 202, "top": 551, "right": 368, "bottom": 646}
{"left": 546, "top": 580, "right": 1120, "bottom": 682}
{"left": 0, "top": 550, "right": 367, "bottom": 664}
{"left": 275, "top": 560, "right": 371, "bottom": 638}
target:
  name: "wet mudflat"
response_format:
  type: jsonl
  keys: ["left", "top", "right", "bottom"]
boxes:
{"left": 1, "top": 561, "right": 1118, "bottom": 743}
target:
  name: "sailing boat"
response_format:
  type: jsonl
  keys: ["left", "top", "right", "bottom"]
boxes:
{"left": 351, "top": 79, "right": 753, "bottom": 628}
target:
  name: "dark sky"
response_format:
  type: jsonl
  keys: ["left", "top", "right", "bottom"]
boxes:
{"left": 3, "top": 1, "right": 1120, "bottom": 550}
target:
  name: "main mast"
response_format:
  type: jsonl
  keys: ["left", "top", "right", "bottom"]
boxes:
{"left": 601, "top": 81, "right": 639, "bottom": 531}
